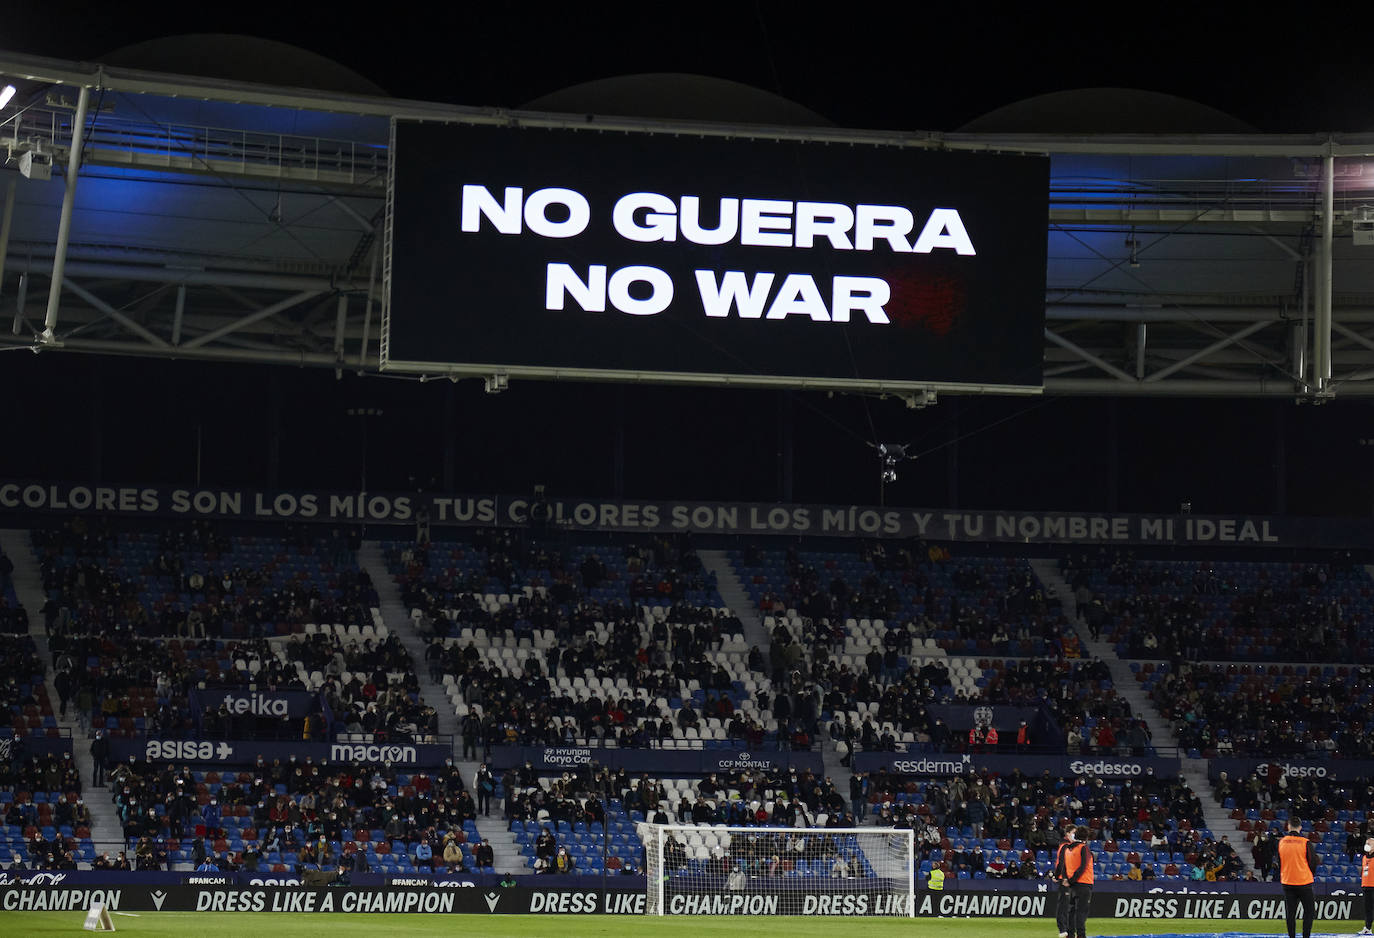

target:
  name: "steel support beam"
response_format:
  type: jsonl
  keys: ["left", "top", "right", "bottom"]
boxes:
{"left": 1292, "top": 320, "right": 1308, "bottom": 394}
{"left": 1044, "top": 377, "right": 1304, "bottom": 396}
{"left": 180, "top": 290, "right": 321, "bottom": 349}
{"left": 171, "top": 284, "right": 186, "bottom": 345}
{"left": 62, "top": 277, "right": 169, "bottom": 348}
{"left": 358, "top": 243, "right": 378, "bottom": 370}
{"left": 333, "top": 294, "right": 348, "bottom": 356}
{"left": 1050, "top": 207, "right": 1312, "bottom": 224}
{"left": 63, "top": 282, "right": 169, "bottom": 341}
{"left": 3, "top": 257, "right": 373, "bottom": 297}
{"left": 1143, "top": 320, "right": 1271, "bottom": 382}
{"left": 0, "top": 333, "right": 369, "bottom": 368}
{"left": 40, "top": 85, "right": 90, "bottom": 342}
{"left": 0, "top": 178, "right": 15, "bottom": 293}
{"left": 1256, "top": 230, "right": 1302, "bottom": 261}
{"left": 1047, "top": 345, "right": 1332, "bottom": 367}
{"left": 1161, "top": 363, "right": 1274, "bottom": 381}
{"left": 10, "top": 273, "right": 27, "bottom": 335}
{"left": 1316, "top": 150, "right": 1335, "bottom": 390}
{"left": 11, "top": 297, "right": 379, "bottom": 343}
{"left": 1045, "top": 306, "right": 1374, "bottom": 323}
{"left": 326, "top": 195, "right": 375, "bottom": 233}
{"left": 212, "top": 285, "right": 262, "bottom": 311}
{"left": 1135, "top": 323, "right": 1147, "bottom": 379}
{"left": 16, "top": 243, "right": 351, "bottom": 278}
{"left": 1044, "top": 328, "right": 1135, "bottom": 383}
{"left": 1044, "top": 363, "right": 1093, "bottom": 378}
{"left": 1332, "top": 322, "right": 1374, "bottom": 355}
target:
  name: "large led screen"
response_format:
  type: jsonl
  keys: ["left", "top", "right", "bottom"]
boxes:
{"left": 382, "top": 120, "right": 1048, "bottom": 391}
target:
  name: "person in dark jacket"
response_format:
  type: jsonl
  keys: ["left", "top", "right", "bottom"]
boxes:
{"left": 89, "top": 732, "right": 110, "bottom": 787}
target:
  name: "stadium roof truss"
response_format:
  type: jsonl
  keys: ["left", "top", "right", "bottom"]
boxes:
{"left": 3, "top": 51, "right": 1374, "bottom": 398}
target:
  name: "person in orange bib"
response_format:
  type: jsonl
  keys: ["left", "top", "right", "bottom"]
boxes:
{"left": 1360, "top": 836, "right": 1374, "bottom": 936}
{"left": 1051, "top": 836, "right": 1073, "bottom": 938}
{"left": 1060, "top": 825, "right": 1093, "bottom": 938}
{"left": 1279, "top": 816, "right": 1319, "bottom": 938}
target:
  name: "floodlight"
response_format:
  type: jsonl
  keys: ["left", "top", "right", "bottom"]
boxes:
{"left": 1354, "top": 205, "right": 1374, "bottom": 246}
{"left": 0, "top": 85, "right": 14, "bottom": 109}
{"left": 18, "top": 149, "right": 52, "bottom": 181}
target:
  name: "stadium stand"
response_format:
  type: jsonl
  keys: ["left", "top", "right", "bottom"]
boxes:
{"left": 861, "top": 767, "right": 1238, "bottom": 882}
{"left": 817, "top": 653, "right": 1143, "bottom": 757}
{"left": 385, "top": 534, "right": 778, "bottom": 752}
{"left": 0, "top": 519, "right": 1362, "bottom": 889}
{"left": 32, "top": 520, "right": 378, "bottom": 640}
{"left": 732, "top": 546, "right": 1080, "bottom": 661}
{"left": 1, "top": 634, "right": 58, "bottom": 738}
{"left": 501, "top": 762, "right": 854, "bottom": 875}
{"left": 1063, "top": 550, "right": 1372, "bottom": 662}
{"left": 101, "top": 754, "right": 478, "bottom": 873}
{"left": 713, "top": 543, "right": 1142, "bottom": 764}
{"left": 0, "top": 547, "right": 26, "bottom": 634}
{"left": 1218, "top": 766, "right": 1374, "bottom": 883}
{"left": 391, "top": 531, "right": 725, "bottom": 631}
{"left": 0, "top": 747, "right": 93, "bottom": 870}
{"left": 30, "top": 520, "right": 441, "bottom": 742}
{"left": 1139, "top": 660, "right": 1369, "bottom": 758}
{"left": 491, "top": 757, "right": 1240, "bottom": 882}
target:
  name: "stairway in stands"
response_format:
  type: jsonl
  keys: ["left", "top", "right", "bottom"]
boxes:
{"left": 357, "top": 539, "right": 525, "bottom": 876}
{"left": 472, "top": 815, "right": 525, "bottom": 876}
{"left": 1029, "top": 557, "right": 1252, "bottom": 871}
{"left": 697, "top": 549, "right": 770, "bottom": 652}
{"left": 1029, "top": 559, "right": 1176, "bottom": 745}
{"left": 700, "top": 548, "right": 860, "bottom": 822}
{"left": 0, "top": 528, "right": 127, "bottom": 860}
{"left": 358, "top": 541, "right": 460, "bottom": 744}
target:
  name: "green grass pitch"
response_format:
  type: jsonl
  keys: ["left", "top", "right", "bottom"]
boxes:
{"left": 0, "top": 914, "right": 1365, "bottom": 937}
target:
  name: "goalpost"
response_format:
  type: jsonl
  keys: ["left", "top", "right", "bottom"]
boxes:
{"left": 639, "top": 823, "right": 915, "bottom": 917}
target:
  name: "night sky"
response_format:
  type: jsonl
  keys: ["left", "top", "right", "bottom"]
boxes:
{"left": 3, "top": 5, "right": 1373, "bottom": 519}
{"left": 5, "top": 5, "right": 1368, "bottom": 134}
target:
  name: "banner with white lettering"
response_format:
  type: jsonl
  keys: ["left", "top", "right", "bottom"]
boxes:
{"left": 191, "top": 688, "right": 320, "bottom": 722}
{"left": 1099, "top": 892, "right": 1358, "bottom": 921}
{"left": 111, "top": 737, "right": 452, "bottom": 768}
{"left": 2, "top": 480, "right": 1356, "bottom": 548}
{"left": 854, "top": 752, "right": 1181, "bottom": 778}
{"left": 0, "top": 882, "right": 645, "bottom": 915}
{"left": 1208, "top": 757, "right": 1365, "bottom": 783}
{"left": 487, "top": 744, "right": 823, "bottom": 776}
{"left": 0, "top": 881, "right": 1358, "bottom": 919}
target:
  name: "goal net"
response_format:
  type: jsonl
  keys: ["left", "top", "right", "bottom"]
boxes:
{"left": 639, "top": 823, "right": 915, "bottom": 917}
